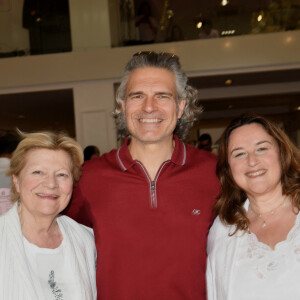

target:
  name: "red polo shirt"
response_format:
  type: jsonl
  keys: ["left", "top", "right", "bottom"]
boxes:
{"left": 66, "top": 135, "right": 220, "bottom": 299}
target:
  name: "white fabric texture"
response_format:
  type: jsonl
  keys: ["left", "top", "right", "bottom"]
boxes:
{"left": 0, "top": 202, "right": 97, "bottom": 300}
{"left": 207, "top": 200, "right": 300, "bottom": 300}
{"left": 23, "top": 229, "right": 81, "bottom": 300}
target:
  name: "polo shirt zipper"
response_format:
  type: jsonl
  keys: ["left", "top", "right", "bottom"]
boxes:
{"left": 136, "top": 160, "right": 170, "bottom": 209}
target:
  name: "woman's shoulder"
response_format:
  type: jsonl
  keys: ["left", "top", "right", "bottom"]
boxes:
{"left": 209, "top": 200, "right": 250, "bottom": 246}
{"left": 207, "top": 216, "right": 236, "bottom": 253}
{"left": 58, "top": 215, "right": 94, "bottom": 241}
{"left": 209, "top": 216, "right": 231, "bottom": 237}
{"left": 0, "top": 202, "right": 18, "bottom": 225}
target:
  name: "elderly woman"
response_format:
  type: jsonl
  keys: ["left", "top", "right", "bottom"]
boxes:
{"left": 0, "top": 132, "right": 97, "bottom": 300}
{"left": 207, "top": 113, "right": 300, "bottom": 299}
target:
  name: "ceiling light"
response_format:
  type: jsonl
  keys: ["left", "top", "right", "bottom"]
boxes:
{"left": 167, "top": 9, "right": 174, "bottom": 19}
{"left": 221, "top": 30, "right": 235, "bottom": 36}
{"left": 221, "top": 0, "right": 229, "bottom": 6}
{"left": 225, "top": 79, "right": 232, "bottom": 85}
{"left": 196, "top": 21, "right": 202, "bottom": 29}
{"left": 257, "top": 14, "right": 263, "bottom": 22}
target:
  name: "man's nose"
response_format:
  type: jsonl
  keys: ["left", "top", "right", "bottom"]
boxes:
{"left": 142, "top": 97, "right": 157, "bottom": 112}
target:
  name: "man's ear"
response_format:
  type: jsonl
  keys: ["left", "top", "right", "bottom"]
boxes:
{"left": 12, "top": 175, "right": 20, "bottom": 193}
{"left": 177, "top": 98, "right": 186, "bottom": 119}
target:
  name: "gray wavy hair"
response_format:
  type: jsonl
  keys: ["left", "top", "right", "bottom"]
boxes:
{"left": 113, "top": 51, "right": 202, "bottom": 141}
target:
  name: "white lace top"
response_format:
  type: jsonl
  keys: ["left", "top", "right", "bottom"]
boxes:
{"left": 207, "top": 202, "right": 300, "bottom": 300}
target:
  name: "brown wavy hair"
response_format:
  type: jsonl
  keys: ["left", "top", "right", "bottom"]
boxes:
{"left": 214, "top": 113, "right": 300, "bottom": 234}
{"left": 8, "top": 131, "right": 83, "bottom": 203}
{"left": 113, "top": 51, "right": 202, "bottom": 141}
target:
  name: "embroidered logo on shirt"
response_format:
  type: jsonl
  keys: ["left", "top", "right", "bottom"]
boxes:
{"left": 48, "top": 270, "right": 64, "bottom": 299}
{"left": 192, "top": 209, "right": 201, "bottom": 215}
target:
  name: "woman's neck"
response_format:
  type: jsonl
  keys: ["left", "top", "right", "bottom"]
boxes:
{"left": 247, "top": 185, "right": 288, "bottom": 215}
{"left": 18, "top": 204, "right": 62, "bottom": 249}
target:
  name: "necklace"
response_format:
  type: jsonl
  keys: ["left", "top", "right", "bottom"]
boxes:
{"left": 249, "top": 198, "right": 287, "bottom": 228}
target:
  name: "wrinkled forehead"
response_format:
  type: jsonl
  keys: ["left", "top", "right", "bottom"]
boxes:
{"left": 125, "top": 67, "right": 177, "bottom": 95}
{"left": 22, "top": 148, "right": 72, "bottom": 169}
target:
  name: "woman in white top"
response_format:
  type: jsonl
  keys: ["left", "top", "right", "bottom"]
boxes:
{"left": 0, "top": 131, "right": 97, "bottom": 300}
{"left": 207, "top": 113, "right": 300, "bottom": 300}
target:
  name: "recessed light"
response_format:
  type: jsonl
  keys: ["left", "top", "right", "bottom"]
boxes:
{"left": 225, "top": 79, "right": 232, "bottom": 85}
{"left": 196, "top": 22, "right": 202, "bottom": 29}
{"left": 221, "top": 0, "right": 229, "bottom": 6}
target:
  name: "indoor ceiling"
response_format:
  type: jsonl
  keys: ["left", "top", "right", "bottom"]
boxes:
{"left": 189, "top": 68, "right": 300, "bottom": 128}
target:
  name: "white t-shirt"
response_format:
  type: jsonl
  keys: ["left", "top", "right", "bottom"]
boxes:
{"left": 23, "top": 235, "right": 81, "bottom": 300}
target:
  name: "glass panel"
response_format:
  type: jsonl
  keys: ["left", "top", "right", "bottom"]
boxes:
{"left": 0, "top": 0, "right": 71, "bottom": 58}
{"left": 22, "top": 0, "right": 72, "bottom": 55}
{"left": 117, "top": 0, "right": 300, "bottom": 46}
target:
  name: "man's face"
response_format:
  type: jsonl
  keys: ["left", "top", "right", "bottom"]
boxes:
{"left": 122, "top": 67, "right": 186, "bottom": 146}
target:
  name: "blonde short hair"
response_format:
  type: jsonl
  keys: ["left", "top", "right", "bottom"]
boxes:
{"left": 8, "top": 131, "right": 83, "bottom": 203}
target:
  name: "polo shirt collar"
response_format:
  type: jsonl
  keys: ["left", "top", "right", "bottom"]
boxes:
{"left": 171, "top": 135, "right": 187, "bottom": 166}
{"left": 116, "top": 135, "right": 186, "bottom": 171}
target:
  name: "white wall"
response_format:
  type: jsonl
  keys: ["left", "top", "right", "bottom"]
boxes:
{"left": 73, "top": 80, "right": 117, "bottom": 153}
{"left": 69, "top": 0, "right": 111, "bottom": 51}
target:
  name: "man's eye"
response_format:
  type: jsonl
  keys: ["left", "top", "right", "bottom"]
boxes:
{"left": 131, "top": 94, "right": 143, "bottom": 99}
{"left": 157, "top": 94, "right": 169, "bottom": 99}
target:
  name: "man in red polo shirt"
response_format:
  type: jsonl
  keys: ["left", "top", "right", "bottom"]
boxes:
{"left": 66, "top": 51, "right": 219, "bottom": 299}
